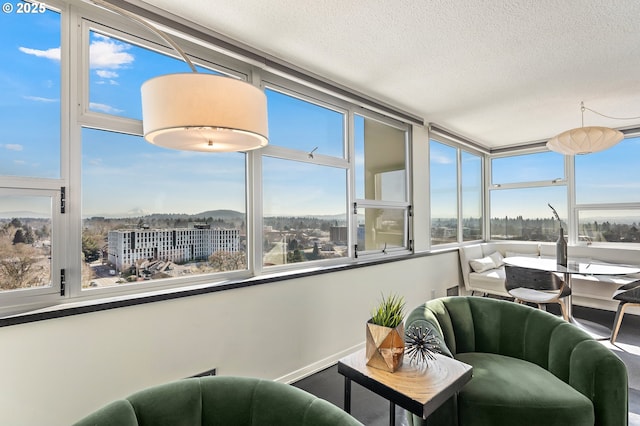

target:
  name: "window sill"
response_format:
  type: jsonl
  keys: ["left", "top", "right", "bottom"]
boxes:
{"left": 0, "top": 250, "right": 455, "bottom": 328}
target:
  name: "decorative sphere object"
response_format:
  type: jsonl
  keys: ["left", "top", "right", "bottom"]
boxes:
{"left": 405, "top": 325, "right": 441, "bottom": 365}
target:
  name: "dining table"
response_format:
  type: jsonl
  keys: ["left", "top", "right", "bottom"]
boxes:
{"left": 503, "top": 256, "right": 640, "bottom": 339}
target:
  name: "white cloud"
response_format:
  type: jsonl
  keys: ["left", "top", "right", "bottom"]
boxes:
{"left": 23, "top": 96, "right": 58, "bottom": 103}
{"left": 90, "top": 39, "right": 134, "bottom": 70}
{"left": 89, "top": 102, "right": 124, "bottom": 114}
{"left": 430, "top": 152, "right": 454, "bottom": 164}
{"left": 13, "top": 160, "right": 26, "bottom": 165}
{"left": 96, "top": 70, "right": 119, "bottom": 79}
{"left": 18, "top": 46, "right": 61, "bottom": 61}
{"left": 4, "top": 144, "right": 23, "bottom": 151}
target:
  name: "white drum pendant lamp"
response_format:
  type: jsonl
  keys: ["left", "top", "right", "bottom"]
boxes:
{"left": 546, "top": 102, "right": 623, "bottom": 155}
{"left": 141, "top": 74, "right": 268, "bottom": 152}
{"left": 92, "top": 0, "right": 268, "bottom": 152}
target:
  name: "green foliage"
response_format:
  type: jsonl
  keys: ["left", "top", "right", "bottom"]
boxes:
{"left": 370, "top": 293, "right": 405, "bottom": 328}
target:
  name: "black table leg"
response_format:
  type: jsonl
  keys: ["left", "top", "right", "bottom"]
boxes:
{"left": 390, "top": 400, "right": 395, "bottom": 426}
{"left": 344, "top": 376, "right": 351, "bottom": 413}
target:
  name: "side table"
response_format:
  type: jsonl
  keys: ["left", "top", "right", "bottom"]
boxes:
{"left": 338, "top": 348, "right": 472, "bottom": 426}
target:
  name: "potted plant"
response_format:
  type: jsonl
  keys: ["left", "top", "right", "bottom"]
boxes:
{"left": 366, "top": 293, "right": 406, "bottom": 372}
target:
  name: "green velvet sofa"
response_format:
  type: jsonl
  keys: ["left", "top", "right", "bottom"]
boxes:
{"left": 73, "top": 376, "right": 363, "bottom": 426}
{"left": 405, "top": 296, "right": 628, "bottom": 426}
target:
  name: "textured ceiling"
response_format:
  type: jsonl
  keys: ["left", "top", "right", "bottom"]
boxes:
{"left": 140, "top": 0, "right": 640, "bottom": 149}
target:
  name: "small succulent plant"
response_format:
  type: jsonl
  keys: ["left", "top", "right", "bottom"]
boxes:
{"left": 370, "top": 293, "right": 405, "bottom": 328}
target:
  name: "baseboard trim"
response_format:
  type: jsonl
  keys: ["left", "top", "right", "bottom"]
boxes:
{"left": 275, "top": 342, "right": 365, "bottom": 384}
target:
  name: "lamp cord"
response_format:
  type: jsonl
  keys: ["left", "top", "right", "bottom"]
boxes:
{"left": 581, "top": 101, "right": 640, "bottom": 122}
{"left": 91, "top": 0, "right": 198, "bottom": 73}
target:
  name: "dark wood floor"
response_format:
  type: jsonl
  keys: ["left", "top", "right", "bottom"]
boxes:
{"left": 293, "top": 304, "right": 640, "bottom": 426}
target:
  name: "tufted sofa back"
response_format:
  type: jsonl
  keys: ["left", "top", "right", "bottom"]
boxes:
{"left": 73, "top": 376, "right": 363, "bottom": 426}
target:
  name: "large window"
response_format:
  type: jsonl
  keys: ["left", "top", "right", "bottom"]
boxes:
{"left": 429, "top": 139, "right": 483, "bottom": 245}
{"left": 0, "top": 1, "right": 414, "bottom": 315}
{"left": 261, "top": 85, "right": 349, "bottom": 267}
{"left": 489, "top": 152, "right": 566, "bottom": 241}
{"left": 575, "top": 137, "right": 640, "bottom": 244}
{"left": 82, "top": 129, "right": 247, "bottom": 288}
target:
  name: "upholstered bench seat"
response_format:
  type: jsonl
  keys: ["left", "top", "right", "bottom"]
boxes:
{"left": 456, "top": 352, "right": 593, "bottom": 426}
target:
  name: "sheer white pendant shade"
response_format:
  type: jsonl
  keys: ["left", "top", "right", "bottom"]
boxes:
{"left": 546, "top": 126, "right": 623, "bottom": 155}
{"left": 141, "top": 73, "right": 269, "bottom": 152}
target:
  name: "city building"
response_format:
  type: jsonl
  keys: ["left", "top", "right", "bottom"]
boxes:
{"left": 107, "top": 228, "right": 240, "bottom": 271}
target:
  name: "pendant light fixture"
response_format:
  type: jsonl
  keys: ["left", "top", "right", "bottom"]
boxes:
{"left": 546, "top": 102, "right": 623, "bottom": 156}
{"left": 92, "top": 0, "right": 268, "bottom": 152}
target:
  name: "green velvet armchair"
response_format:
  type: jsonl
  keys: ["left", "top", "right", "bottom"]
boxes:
{"left": 73, "top": 376, "right": 363, "bottom": 426}
{"left": 405, "top": 296, "right": 628, "bottom": 426}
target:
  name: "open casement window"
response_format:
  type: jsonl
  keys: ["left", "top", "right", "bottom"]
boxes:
{"left": 354, "top": 113, "right": 411, "bottom": 257}
{"left": 0, "top": 190, "right": 64, "bottom": 309}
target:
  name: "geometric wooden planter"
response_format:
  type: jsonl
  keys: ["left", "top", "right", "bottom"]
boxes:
{"left": 365, "top": 320, "right": 405, "bottom": 372}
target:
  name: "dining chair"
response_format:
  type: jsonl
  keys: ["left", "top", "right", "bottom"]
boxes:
{"left": 504, "top": 265, "right": 571, "bottom": 321}
{"left": 610, "top": 280, "right": 640, "bottom": 344}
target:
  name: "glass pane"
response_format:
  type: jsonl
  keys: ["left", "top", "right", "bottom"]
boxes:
{"left": 355, "top": 115, "right": 407, "bottom": 201}
{"left": 356, "top": 207, "right": 406, "bottom": 251}
{"left": 266, "top": 89, "right": 344, "bottom": 157}
{"left": 89, "top": 31, "right": 221, "bottom": 120}
{"left": 578, "top": 210, "right": 640, "bottom": 244}
{"left": 490, "top": 186, "right": 566, "bottom": 241}
{"left": 0, "top": 8, "right": 60, "bottom": 178}
{"left": 262, "top": 157, "right": 347, "bottom": 266}
{"left": 82, "top": 128, "right": 247, "bottom": 288}
{"left": 430, "top": 141, "right": 458, "bottom": 245}
{"left": 575, "top": 137, "right": 640, "bottom": 204}
{"left": 492, "top": 152, "right": 564, "bottom": 184}
{"left": 462, "top": 151, "right": 482, "bottom": 241}
{"left": 0, "top": 195, "right": 52, "bottom": 291}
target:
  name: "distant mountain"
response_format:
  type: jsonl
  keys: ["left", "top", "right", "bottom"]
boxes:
{"left": 0, "top": 211, "right": 49, "bottom": 219}
{"left": 192, "top": 210, "right": 245, "bottom": 220}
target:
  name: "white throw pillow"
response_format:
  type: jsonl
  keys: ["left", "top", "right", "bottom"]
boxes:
{"left": 469, "top": 256, "right": 497, "bottom": 273}
{"left": 489, "top": 251, "right": 505, "bottom": 267}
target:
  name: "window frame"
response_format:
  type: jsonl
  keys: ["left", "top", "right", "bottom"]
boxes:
{"left": 573, "top": 134, "right": 640, "bottom": 247}
{"left": 428, "top": 134, "right": 485, "bottom": 248}
{"left": 0, "top": 1, "right": 68, "bottom": 312}
{"left": 486, "top": 147, "right": 569, "bottom": 243}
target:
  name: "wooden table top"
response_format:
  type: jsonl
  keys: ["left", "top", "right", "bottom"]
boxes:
{"left": 338, "top": 348, "right": 472, "bottom": 419}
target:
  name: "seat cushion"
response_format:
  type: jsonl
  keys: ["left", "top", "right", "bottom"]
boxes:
{"left": 455, "top": 352, "right": 594, "bottom": 426}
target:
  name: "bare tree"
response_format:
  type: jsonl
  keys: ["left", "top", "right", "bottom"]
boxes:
{"left": 0, "top": 240, "right": 45, "bottom": 290}
{"left": 208, "top": 251, "right": 246, "bottom": 272}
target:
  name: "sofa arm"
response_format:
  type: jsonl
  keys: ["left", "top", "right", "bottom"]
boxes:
{"left": 569, "top": 340, "right": 628, "bottom": 426}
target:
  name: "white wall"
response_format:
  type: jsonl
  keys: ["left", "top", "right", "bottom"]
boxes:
{"left": 0, "top": 251, "right": 459, "bottom": 426}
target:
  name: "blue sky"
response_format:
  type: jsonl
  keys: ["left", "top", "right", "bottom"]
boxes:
{"left": 2, "top": 7, "right": 639, "bottom": 221}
